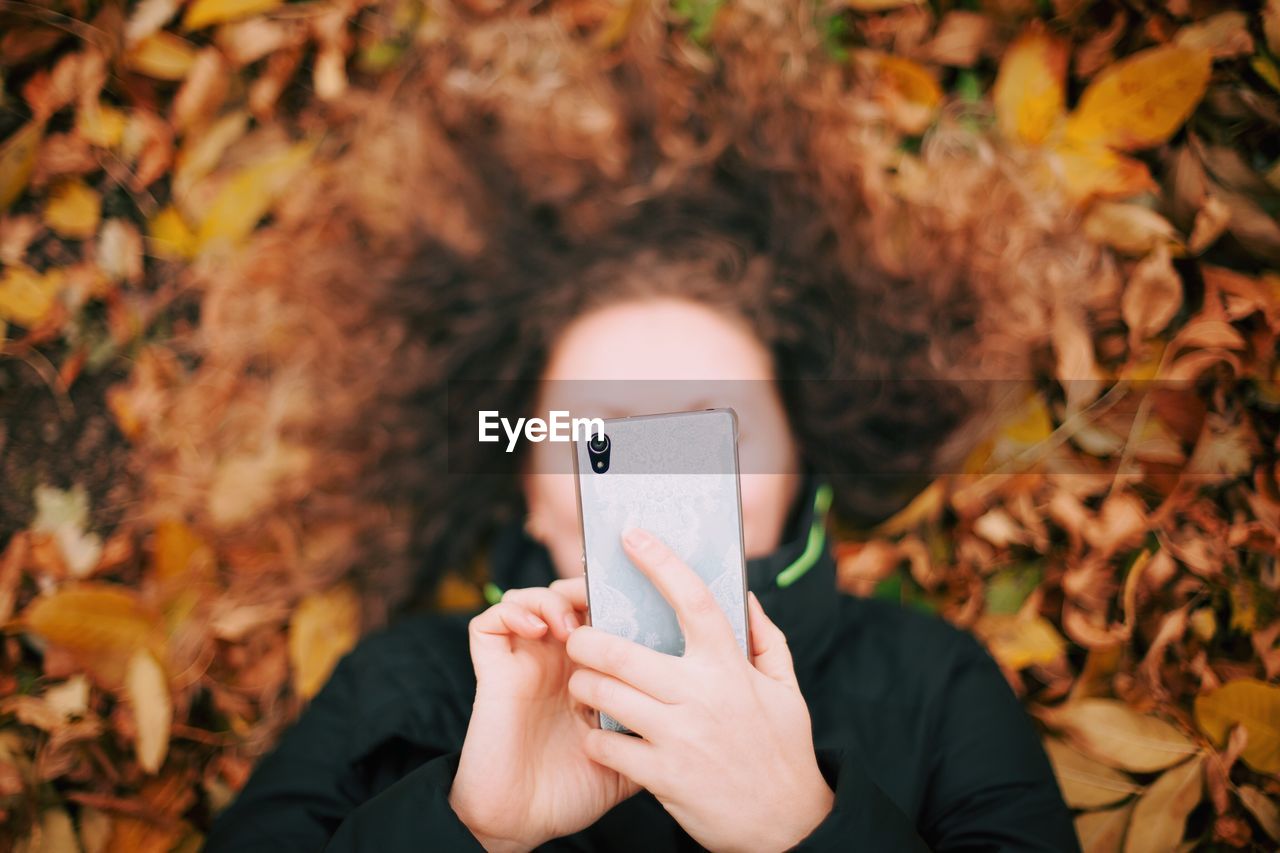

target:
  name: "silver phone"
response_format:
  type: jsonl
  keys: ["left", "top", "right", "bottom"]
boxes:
{"left": 572, "top": 408, "right": 750, "bottom": 733}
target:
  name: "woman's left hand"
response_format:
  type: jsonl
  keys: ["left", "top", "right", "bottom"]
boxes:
{"left": 563, "top": 527, "right": 835, "bottom": 853}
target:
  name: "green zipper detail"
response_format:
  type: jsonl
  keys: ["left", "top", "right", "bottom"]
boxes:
{"left": 774, "top": 483, "right": 834, "bottom": 589}
{"left": 481, "top": 483, "right": 833, "bottom": 600}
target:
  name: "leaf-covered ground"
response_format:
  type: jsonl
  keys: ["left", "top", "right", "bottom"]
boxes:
{"left": 1, "top": 1, "right": 1279, "bottom": 850}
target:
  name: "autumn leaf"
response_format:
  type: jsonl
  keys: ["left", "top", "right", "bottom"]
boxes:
{"left": 1123, "top": 755, "right": 1203, "bottom": 853}
{"left": 0, "top": 121, "right": 43, "bottom": 211}
{"left": 1075, "top": 801, "right": 1133, "bottom": 853}
{"left": 288, "top": 585, "right": 360, "bottom": 700}
{"left": 44, "top": 180, "right": 101, "bottom": 240}
{"left": 194, "top": 139, "right": 315, "bottom": 253}
{"left": 1193, "top": 679, "right": 1280, "bottom": 774}
{"left": 1039, "top": 699, "right": 1200, "bottom": 773}
{"left": 33, "top": 483, "right": 104, "bottom": 579}
{"left": 0, "top": 265, "right": 64, "bottom": 328}
{"left": 182, "top": 0, "right": 283, "bottom": 32}
{"left": 19, "top": 584, "right": 167, "bottom": 690}
{"left": 125, "top": 32, "right": 198, "bottom": 80}
{"left": 1044, "top": 737, "right": 1142, "bottom": 809}
{"left": 1064, "top": 44, "right": 1212, "bottom": 152}
{"left": 125, "top": 649, "right": 172, "bottom": 774}
{"left": 993, "top": 24, "right": 1068, "bottom": 146}
{"left": 978, "top": 614, "right": 1066, "bottom": 670}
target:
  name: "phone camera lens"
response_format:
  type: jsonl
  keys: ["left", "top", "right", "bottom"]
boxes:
{"left": 586, "top": 432, "right": 611, "bottom": 473}
{"left": 588, "top": 433, "right": 609, "bottom": 454}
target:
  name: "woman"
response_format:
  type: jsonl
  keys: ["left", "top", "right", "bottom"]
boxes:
{"left": 204, "top": 178, "right": 1079, "bottom": 852}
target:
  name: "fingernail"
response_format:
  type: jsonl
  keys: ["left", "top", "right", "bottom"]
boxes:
{"left": 563, "top": 613, "right": 580, "bottom": 633}
{"left": 622, "top": 528, "right": 651, "bottom": 549}
{"left": 526, "top": 613, "right": 547, "bottom": 630}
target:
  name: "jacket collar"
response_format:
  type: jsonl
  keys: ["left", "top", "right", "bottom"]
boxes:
{"left": 484, "top": 476, "right": 842, "bottom": 675}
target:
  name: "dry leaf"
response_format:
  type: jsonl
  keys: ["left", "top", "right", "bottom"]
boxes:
{"left": 1064, "top": 44, "right": 1212, "bottom": 152}
{"left": 288, "top": 585, "right": 360, "bottom": 700}
{"left": 33, "top": 483, "right": 104, "bottom": 579}
{"left": 125, "top": 649, "right": 172, "bottom": 774}
{"left": 1174, "top": 12, "right": 1253, "bottom": 59}
{"left": 1040, "top": 699, "right": 1200, "bottom": 772}
{"left": 993, "top": 24, "right": 1068, "bottom": 146}
{"left": 1122, "top": 246, "right": 1182, "bottom": 348}
{"left": 125, "top": 32, "right": 198, "bottom": 80}
{"left": 1237, "top": 785, "right": 1280, "bottom": 843}
{"left": 1076, "top": 802, "right": 1134, "bottom": 853}
{"left": 183, "top": 0, "right": 283, "bottom": 31}
{"left": 1193, "top": 679, "right": 1280, "bottom": 774}
{"left": 1123, "top": 754, "right": 1203, "bottom": 853}
{"left": 44, "top": 180, "right": 101, "bottom": 240}
{"left": 1083, "top": 202, "right": 1180, "bottom": 256}
{"left": 0, "top": 122, "right": 43, "bottom": 211}
{"left": 20, "top": 584, "right": 166, "bottom": 689}
{"left": 1045, "top": 737, "right": 1142, "bottom": 808}
{"left": 194, "top": 139, "right": 315, "bottom": 253}
{"left": 978, "top": 614, "right": 1066, "bottom": 670}
{"left": 0, "top": 265, "right": 64, "bottom": 328}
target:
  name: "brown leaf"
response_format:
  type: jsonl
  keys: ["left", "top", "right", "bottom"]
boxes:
{"left": 1123, "top": 755, "right": 1204, "bottom": 853}
{"left": 1122, "top": 245, "right": 1182, "bottom": 348}
{"left": 125, "top": 649, "right": 171, "bottom": 774}
{"left": 1174, "top": 12, "right": 1253, "bottom": 59}
{"left": 1045, "top": 737, "right": 1142, "bottom": 809}
{"left": 1075, "top": 801, "right": 1133, "bottom": 853}
{"left": 1040, "top": 698, "right": 1200, "bottom": 772}
{"left": 1238, "top": 785, "right": 1280, "bottom": 843}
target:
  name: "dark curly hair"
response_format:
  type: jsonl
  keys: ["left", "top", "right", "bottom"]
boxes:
{"left": 387, "top": 142, "right": 980, "bottom": 612}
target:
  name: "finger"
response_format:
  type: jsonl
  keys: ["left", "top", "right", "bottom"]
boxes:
{"left": 568, "top": 669, "right": 667, "bottom": 740}
{"left": 747, "top": 591, "right": 798, "bottom": 686}
{"left": 500, "top": 587, "right": 582, "bottom": 639}
{"left": 620, "top": 527, "right": 737, "bottom": 654}
{"left": 548, "top": 576, "right": 588, "bottom": 611}
{"left": 581, "top": 727, "right": 659, "bottom": 791}
{"left": 566, "top": 625, "right": 682, "bottom": 702}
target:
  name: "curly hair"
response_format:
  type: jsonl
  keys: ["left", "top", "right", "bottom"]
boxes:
{"left": 389, "top": 143, "right": 981, "bottom": 612}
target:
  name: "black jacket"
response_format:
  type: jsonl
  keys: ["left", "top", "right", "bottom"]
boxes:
{"left": 205, "top": 481, "right": 1080, "bottom": 852}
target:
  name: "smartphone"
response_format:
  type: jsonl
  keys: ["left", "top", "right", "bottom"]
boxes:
{"left": 572, "top": 408, "right": 750, "bottom": 733}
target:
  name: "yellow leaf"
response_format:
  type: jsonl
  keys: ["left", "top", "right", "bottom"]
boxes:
{"left": 977, "top": 614, "right": 1066, "bottom": 670}
{"left": 1123, "top": 755, "right": 1203, "bottom": 853}
{"left": 125, "top": 32, "right": 197, "bottom": 80}
{"left": 44, "top": 180, "right": 102, "bottom": 239}
{"left": 859, "top": 54, "right": 942, "bottom": 135}
{"left": 0, "top": 121, "right": 43, "bottom": 211}
{"left": 20, "top": 584, "right": 166, "bottom": 689}
{"left": 1050, "top": 136, "right": 1157, "bottom": 202}
{"left": 289, "top": 585, "right": 360, "bottom": 700}
{"left": 195, "top": 139, "right": 314, "bottom": 252}
{"left": 146, "top": 206, "right": 198, "bottom": 260}
{"left": 151, "top": 520, "right": 215, "bottom": 585}
{"left": 0, "top": 265, "right": 64, "bottom": 327}
{"left": 125, "top": 648, "right": 171, "bottom": 774}
{"left": 1193, "top": 678, "right": 1280, "bottom": 774}
{"left": 183, "top": 0, "right": 282, "bottom": 31}
{"left": 1064, "top": 44, "right": 1212, "bottom": 152}
{"left": 993, "top": 24, "right": 1068, "bottom": 145}
{"left": 1045, "top": 738, "right": 1143, "bottom": 809}
{"left": 76, "top": 102, "right": 127, "bottom": 148}
{"left": 1250, "top": 54, "right": 1280, "bottom": 95}
{"left": 1040, "top": 699, "right": 1200, "bottom": 773}
{"left": 1075, "top": 801, "right": 1133, "bottom": 853}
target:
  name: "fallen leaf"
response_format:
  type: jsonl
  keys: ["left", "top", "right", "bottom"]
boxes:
{"left": 44, "top": 180, "right": 101, "bottom": 240}
{"left": 993, "top": 24, "right": 1068, "bottom": 145}
{"left": 1065, "top": 44, "right": 1212, "bottom": 152}
{"left": 1075, "top": 801, "right": 1133, "bottom": 853}
{"left": 1237, "top": 785, "right": 1280, "bottom": 843}
{"left": 1122, "top": 245, "right": 1182, "bottom": 348}
{"left": 125, "top": 648, "right": 171, "bottom": 774}
{"left": 1040, "top": 698, "right": 1200, "bottom": 772}
{"left": 0, "top": 122, "right": 43, "bottom": 210}
{"left": 1045, "top": 737, "right": 1143, "bottom": 809}
{"left": 33, "top": 483, "right": 104, "bottom": 579}
{"left": 146, "top": 206, "right": 199, "bottom": 261}
{"left": 1084, "top": 202, "right": 1179, "bottom": 256}
{"left": 182, "top": 0, "right": 283, "bottom": 31}
{"left": 1051, "top": 137, "right": 1157, "bottom": 202}
{"left": 1174, "top": 12, "right": 1253, "bottom": 59}
{"left": 0, "top": 265, "right": 64, "bottom": 327}
{"left": 1193, "top": 679, "right": 1280, "bottom": 774}
{"left": 124, "top": 32, "right": 197, "bottom": 80}
{"left": 1123, "top": 754, "right": 1203, "bottom": 853}
{"left": 20, "top": 584, "right": 166, "bottom": 689}
{"left": 288, "top": 585, "right": 360, "bottom": 700}
{"left": 978, "top": 614, "right": 1066, "bottom": 670}
{"left": 195, "top": 139, "right": 315, "bottom": 253}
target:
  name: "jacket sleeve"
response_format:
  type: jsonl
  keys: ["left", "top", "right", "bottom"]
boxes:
{"left": 794, "top": 633, "right": 1080, "bottom": 853}
{"left": 203, "top": 646, "right": 485, "bottom": 852}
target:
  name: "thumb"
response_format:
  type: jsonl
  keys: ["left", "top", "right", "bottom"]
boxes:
{"left": 747, "top": 591, "right": 798, "bottom": 686}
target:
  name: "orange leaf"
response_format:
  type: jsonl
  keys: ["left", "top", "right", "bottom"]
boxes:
{"left": 1050, "top": 136, "right": 1157, "bottom": 203}
{"left": 993, "top": 24, "right": 1069, "bottom": 146}
{"left": 20, "top": 584, "right": 167, "bottom": 690}
{"left": 1064, "top": 44, "right": 1212, "bottom": 152}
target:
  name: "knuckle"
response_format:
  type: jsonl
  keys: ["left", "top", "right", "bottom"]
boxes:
{"left": 686, "top": 586, "right": 718, "bottom": 616}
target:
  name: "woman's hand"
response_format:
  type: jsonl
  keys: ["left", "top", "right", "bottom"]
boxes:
{"left": 450, "top": 584, "right": 639, "bottom": 852}
{"left": 564, "top": 528, "right": 834, "bottom": 853}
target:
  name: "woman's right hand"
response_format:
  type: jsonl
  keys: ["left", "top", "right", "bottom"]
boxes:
{"left": 449, "top": 579, "right": 639, "bottom": 851}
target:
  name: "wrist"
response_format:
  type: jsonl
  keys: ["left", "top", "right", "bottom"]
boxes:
{"left": 768, "top": 766, "right": 835, "bottom": 852}
{"left": 447, "top": 786, "right": 532, "bottom": 853}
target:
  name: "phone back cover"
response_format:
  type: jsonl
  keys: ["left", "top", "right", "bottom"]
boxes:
{"left": 574, "top": 409, "right": 748, "bottom": 731}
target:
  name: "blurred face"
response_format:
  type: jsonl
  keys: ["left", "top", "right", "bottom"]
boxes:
{"left": 523, "top": 297, "right": 802, "bottom": 578}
